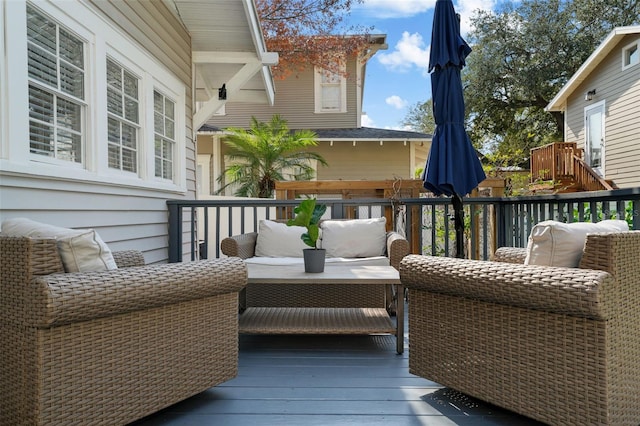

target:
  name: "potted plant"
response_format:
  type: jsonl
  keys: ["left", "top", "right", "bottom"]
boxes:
{"left": 287, "top": 198, "right": 327, "bottom": 272}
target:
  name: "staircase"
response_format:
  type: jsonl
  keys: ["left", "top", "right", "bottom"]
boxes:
{"left": 530, "top": 142, "right": 615, "bottom": 193}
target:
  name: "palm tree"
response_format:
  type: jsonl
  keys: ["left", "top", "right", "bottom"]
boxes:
{"left": 217, "top": 115, "right": 328, "bottom": 198}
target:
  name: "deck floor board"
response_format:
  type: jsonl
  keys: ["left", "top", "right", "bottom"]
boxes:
{"left": 132, "top": 305, "right": 543, "bottom": 425}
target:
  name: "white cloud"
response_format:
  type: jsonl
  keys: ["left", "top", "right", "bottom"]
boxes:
{"left": 377, "top": 32, "right": 430, "bottom": 73}
{"left": 358, "top": 0, "right": 497, "bottom": 36}
{"left": 456, "top": 0, "right": 497, "bottom": 35}
{"left": 384, "top": 124, "right": 412, "bottom": 131}
{"left": 361, "top": 113, "right": 375, "bottom": 127}
{"left": 358, "top": 0, "right": 436, "bottom": 18}
{"left": 385, "top": 95, "right": 408, "bottom": 109}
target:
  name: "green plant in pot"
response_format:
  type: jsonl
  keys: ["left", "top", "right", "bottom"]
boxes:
{"left": 287, "top": 198, "right": 327, "bottom": 272}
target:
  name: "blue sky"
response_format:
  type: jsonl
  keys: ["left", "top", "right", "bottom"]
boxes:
{"left": 350, "top": 0, "right": 497, "bottom": 130}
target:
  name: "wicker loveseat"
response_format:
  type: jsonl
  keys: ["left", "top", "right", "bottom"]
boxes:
{"left": 0, "top": 236, "right": 247, "bottom": 425}
{"left": 400, "top": 230, "right": 640, "bottom": 426}
{"left": 221, "top": 218, "right": 409, "bottom": 313}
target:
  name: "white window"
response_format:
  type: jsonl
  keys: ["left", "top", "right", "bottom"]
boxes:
{"left": 27, "top": 4, "right": 85, "bottom": 163}
{"left": 314, "top": 62, "right": 347, "bottom": 113}
{"left": 107, "top": 58, "right": 139, "bottom": 173}
{"left": 622, "top": 39, "right": 639, "bottom": 70}
{"left": 2, "top": 1, "right": 186, "bottom": 191}
{"left": 154, "top": 90, "right": 175, "bottom": 180}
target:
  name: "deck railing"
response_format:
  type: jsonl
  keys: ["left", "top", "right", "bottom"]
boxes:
{"left": 167, "top": 187, "right": 640, "bottom": 262}
{"left": 531, "top": 141, "right": 580, "bottom": 181}
{"left": 530, "top": 141, "right": 613, "bottom": 191}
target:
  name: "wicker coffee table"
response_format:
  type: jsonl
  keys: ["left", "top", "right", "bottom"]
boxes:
{"left": 240, "top": 264, "right": 404, "bottom": 354}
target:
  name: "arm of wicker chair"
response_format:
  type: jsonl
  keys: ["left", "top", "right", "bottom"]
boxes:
{"left": 386, "top": 231, "right": 410, "bottom": 270}
{"left": 493, "top": 247, "right": 527, "bottom": 264}
{"left": 29, "top": 257, "right": 247, "bottom": 327}
{"left": 111, "top": 250, "right": 145, "bottom": 268}
{"left": 400, "top": 254, "right": 614, "bottom": 320}
{"left": 220, "top": 232, "right": 258, "bottom": 259}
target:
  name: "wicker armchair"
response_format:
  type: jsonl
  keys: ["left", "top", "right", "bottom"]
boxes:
{"left": 0, "top": 236, "right": 247, "bottom": 426}
{"left": 400, "top": 231, "right": 640, "bottom": 426}
{"left": 221, "top": 229, "right": 409, "bottom": 313}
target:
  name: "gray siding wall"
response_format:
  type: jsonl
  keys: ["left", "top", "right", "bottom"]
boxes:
{"left": 206, "top": 58, "right": 360, "bottom": 130}
{"left": 0, "top": 1, "right": 194, "bottom": 263}
{"left": 565, "top": 34, "right": 640, "bottom": 188}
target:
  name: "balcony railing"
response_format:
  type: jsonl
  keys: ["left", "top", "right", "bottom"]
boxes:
{"left": 167, "top": 187, "right": 640, "bottom": 262}
{"left": 530, "top": 141, "right": 614, "bottom": 191}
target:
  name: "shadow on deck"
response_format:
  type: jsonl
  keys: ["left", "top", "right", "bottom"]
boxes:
{"left": 133, "top": 305, "right": 543, "bottom": 425}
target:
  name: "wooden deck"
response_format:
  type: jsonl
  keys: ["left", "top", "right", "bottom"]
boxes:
{"left": 132, "top": 304, "right": 543, "bottom": 425}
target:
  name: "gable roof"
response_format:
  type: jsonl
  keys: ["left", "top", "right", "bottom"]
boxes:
{"left": 546, "top": 25, "right": 640, "bottom": 111}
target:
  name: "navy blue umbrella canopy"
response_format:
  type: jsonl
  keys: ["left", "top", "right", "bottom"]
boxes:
{"left": 422, "top": 0, "right": 486, "bottom": 257}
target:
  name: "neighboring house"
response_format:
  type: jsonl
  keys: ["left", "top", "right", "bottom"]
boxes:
{"left": 546, "top": 25, "right": 640, "bottom": 189}
{"left": 197, "top": 35, "right": 432, "bottom": 196}
{"left": 0, "top": 0, "right": 277, "bottom": 262}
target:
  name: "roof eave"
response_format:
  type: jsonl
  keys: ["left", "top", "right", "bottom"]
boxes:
{"left": 546, "top": 25, "right": 640, "bottom": 111}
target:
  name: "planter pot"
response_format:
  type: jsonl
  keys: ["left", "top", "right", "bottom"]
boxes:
{"left": 303, "top": 248, "right": 326, "bottom": 273}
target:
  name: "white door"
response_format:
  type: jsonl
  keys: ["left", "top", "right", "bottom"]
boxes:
{"left": 585, "top": 102, "right": 605, "bottom": 175}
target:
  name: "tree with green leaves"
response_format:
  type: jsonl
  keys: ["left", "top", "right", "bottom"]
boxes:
{"left": 406, "top": 0, "right": 638, "bottom": 167}
{"left": 217, "top": 115, "right": 328, "bottom": 198}
{"left": 401, "top": 99, "right": 436, "bottom": 135}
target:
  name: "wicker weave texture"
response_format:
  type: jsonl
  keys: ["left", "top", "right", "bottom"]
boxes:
{"left": 245, "top": 283, "right": 386, "bottom": 308}
{"left": 493, "top": 246, "right": 527, "bottom": 263}
{"left": 240, "top": 307, "right": 396, "bottom": 334}
{"left": 1, "top": 236, "right": 246, "bottom": 425}
{"left": 408, "top": 290, "right": 610, "bottom": 425}
{"left": 402, "top": 231, "right": 640, "bottom": 426}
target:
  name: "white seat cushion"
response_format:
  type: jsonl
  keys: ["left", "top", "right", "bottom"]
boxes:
{"left": 524, "top": 219, "right": 629, "bottom": 267}
{"left": 1, "top": 217, "right": 117, "bottom": 272}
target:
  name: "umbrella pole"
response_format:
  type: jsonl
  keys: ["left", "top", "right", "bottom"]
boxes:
{"left": 452, "top": 194, "right": 465, "bottom": 258}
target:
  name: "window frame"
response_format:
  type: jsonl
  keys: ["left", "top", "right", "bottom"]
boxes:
{"left": 26, "top": 2, "right": 88, "bottom": 168}
{"left": 314, "top": 62, "right": 347, "bottom": 114}
{"left": 106, "top": 56, "right": 141, "bottom": 175}
{"left": 1, "top": 0, "right": 187, "bottom": 192}
{"left": 153, "top": 88, "right": 177, "bottom": 182}
{"left": 622, "top": 38, "right": 639, "bottom": 71}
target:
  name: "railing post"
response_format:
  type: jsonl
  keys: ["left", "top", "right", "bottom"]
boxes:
{"left": 167, "top": 202, "right": 182, "bottom": 263}
{"left": 495, "top": 200, "right": 509, "bottom": 248}
{"left": 331, "top": 202, "right": 344, "bottom": 219}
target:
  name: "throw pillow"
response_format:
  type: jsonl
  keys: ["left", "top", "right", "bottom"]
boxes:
{"left": 1, "top": 217, "right": 118, "bottom": 272}
{"left": 320, "top": 217, "right": 386, "bottom": 258}
{"left": 254, "top": 219, "right": 309, "bottom": 257}
{"left": 524, "top": 219, "right": 629, "bottom": 267}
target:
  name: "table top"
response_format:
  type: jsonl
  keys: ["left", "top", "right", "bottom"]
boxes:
{"left": 246, "top": 263, "right": 400, "bottom": 284}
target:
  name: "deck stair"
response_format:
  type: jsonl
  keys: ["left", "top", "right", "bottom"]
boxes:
{"left": 530, "top": 142, "right": 615, "bottom": 193}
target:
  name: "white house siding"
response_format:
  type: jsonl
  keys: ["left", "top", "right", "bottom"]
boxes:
{"left": 204, "top": 58, "right": 360, "bottom": 130}
{"left": 0, "top": 0, "right": 194, "bottom": 263}
{"left": 564, "top": 34, "right": 640, "bottom": 188}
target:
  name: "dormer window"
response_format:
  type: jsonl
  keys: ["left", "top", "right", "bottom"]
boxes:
{"left": 622, "top": 40, "right": 639, "bottom": 70}
{"left": 314, "top": 61, "right": 347, "bottom": 113}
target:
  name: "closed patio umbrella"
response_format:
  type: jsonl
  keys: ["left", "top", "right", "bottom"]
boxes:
{"left": 422, "top": 0, "right": 486, "bottom": 258}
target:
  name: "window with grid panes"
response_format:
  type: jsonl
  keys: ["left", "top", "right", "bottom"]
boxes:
{"left": 314, "top": 60, "right": 346, "bottom": 113}
{"left": 107, "top": 58, "right": 139, "bottom": 173}
{"left": 154, "top": 90, "right": 175, "bottom": 180}
{"left": 27, "top": 4, "right": 85, "bottom": 163}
